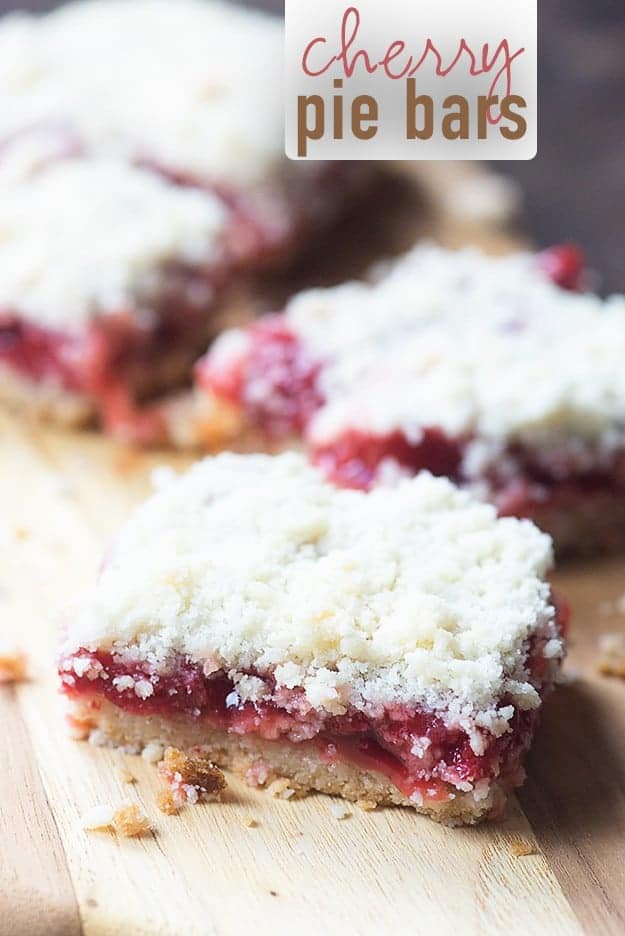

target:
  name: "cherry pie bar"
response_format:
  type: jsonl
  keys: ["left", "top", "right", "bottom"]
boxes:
{"left": 0, "top": 158, "right": 243, "bottom": 436}
{"left": 0, "top": 0, "right": 355, "bottom": 271}
{"left": 192, "top": 245, "right": 625, "bottom": 553}
{"left": 59, "top": 453, "right": 566, "bottom": 825}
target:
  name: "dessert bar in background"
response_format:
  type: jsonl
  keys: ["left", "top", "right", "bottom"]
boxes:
{"left": 192, "top": 244, "right": 625, "bottom": 554}
{"left": 0, "top": 0, "right": 365, "bottom": 435}
{"left": 0, "top": 0, "right": 355, "bottom": 269}
{"left": 0, "top": 159, "right": 249, "bottom": 436}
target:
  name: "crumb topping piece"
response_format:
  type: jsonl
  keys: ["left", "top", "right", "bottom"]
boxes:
{"left": 0, "top": 0, "right": 284, "bottom": 187}
{"left": 63, "top": 453, "right": 560, "bottom": 728}
{"left": 0, "top": 159, "right": 227, "bottom": 328}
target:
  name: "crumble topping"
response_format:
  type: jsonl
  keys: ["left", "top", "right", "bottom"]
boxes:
{"left": 0, "top": 0, "right": 285, "bottom": 188}
{"left": 210, "top": 245, "right": 625, "bottom": 449}
{"left": 0, "top": 159, "right": 227, "bottom": 328}
{"left": 61, "top": 453, "right": 560, "bottom": 728}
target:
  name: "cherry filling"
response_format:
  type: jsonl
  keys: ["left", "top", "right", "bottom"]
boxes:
{"left": 482, "top": 444, "right": 625, "bottom": 534}
{"left": 311, "top": 428, "right": 464, "bottom": 490}
{"left": 196, "top": 316, "right": 324, "bottom": 438}
{"left": 0, "top": 315, "right": 84, "bottom": 390}
{"left": 60, "top": 627, "right": 560, "bottom": 803}
{"left": 536, "top": 244, "right": 586, "bottom": 291}
{"left": 0, "top": 263, "right": 225, "bottom": 439}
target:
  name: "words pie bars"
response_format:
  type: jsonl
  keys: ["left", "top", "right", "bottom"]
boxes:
{"left": 59, "top": 453, "right": 566, "bottom": 826}
{"left": 191, "top": 244, "right": 625, "bottom": 554}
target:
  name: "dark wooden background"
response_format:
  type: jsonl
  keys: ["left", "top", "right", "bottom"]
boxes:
{"left": 1, "top": 0, "right": 623, "bottom": 292}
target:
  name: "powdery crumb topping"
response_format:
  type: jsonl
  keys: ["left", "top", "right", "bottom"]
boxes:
{"left": 82, "top": 803, "right": 152, "bottom": 837}
{"left": 0, "top": 159, "right": 227, "bottom": 327}
{"left": 62, "top": 453, "right": 560, "bottom": 730}
{"left": 0, "top": 0, "right": 284, "bottom": 188}
{"left": 212, "top": 245, "right": 625, "bottom": 448}
{"left": 0, "top": 649, "right": 28, "bottom": 683}
{"left": 597, "top": 633, "right": 625, "bottom": 679}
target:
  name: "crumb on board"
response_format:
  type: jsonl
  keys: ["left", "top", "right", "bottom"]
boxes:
{"left": 141, "top": 742, "right": 164, "bottom": 764}
{"left": 266, "top": 777, "right": 296, "bottom": 800}
{"left": 0, "top": 650, "right": 28, "bottom": 684}
{"left": 13, "top": 527, "right": 30, "bottom": 542}
{"left": 328, "top": 802, "right": 351, "bottom": 820}
{"left": 82, "top": 803, "right": 152, "bottom": 837}
{"left": 597, "top": 633, "right": 625, "bottom": 678}
{"left": 355, "top": 799, "right": 378, "bottom": 812}
{"left": 65, "top": 713, "right": 94, "bottom": 740}
{"left": 156, "top": 788, "right": 180, "bottom": 816}
{"left": 116, "top": 765, "right": 136, "bottom": 784}
{"left": 113, "top": 804, "right": 153, "bottom": 837}
{"left": 157, "top": 747, "right": 227, "bottom": 811}
{"left": 241, "top": 815, "right": 258, "bottom": 829}
{"left": 510, "top": 839, "right": 537, "bottom": 858}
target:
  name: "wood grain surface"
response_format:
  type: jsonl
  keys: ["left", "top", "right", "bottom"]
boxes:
{"left": 2, "top": 407, "right": 617, "bottom": 936}
{"left": 0, "top": 165, "right": 623, "bottom": 934}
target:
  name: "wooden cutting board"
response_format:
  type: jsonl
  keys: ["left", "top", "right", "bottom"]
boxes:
{"left": 1, "top": 166, "right": 624, "bottom": 936}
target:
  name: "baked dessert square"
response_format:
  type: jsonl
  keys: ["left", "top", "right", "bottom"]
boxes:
{"left": 0, "top": 0, "right": 357, "bottom": 271}
{"left": 192, "top": 244, "right": 625, "bottom": 553}
{"left": 59, "top": 452, "right": 566, "bottom": 825}
{"left": 0, "top": 158, "right": 242, "bottom": 436}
